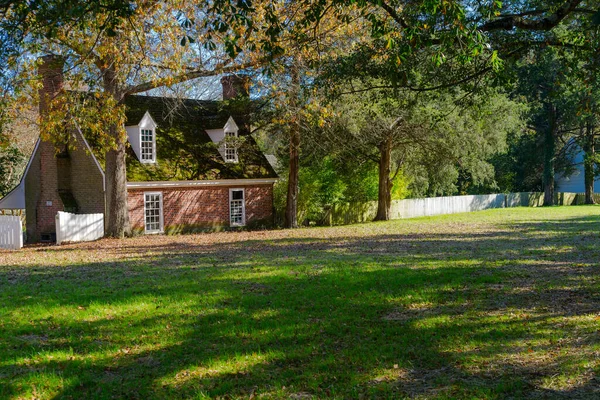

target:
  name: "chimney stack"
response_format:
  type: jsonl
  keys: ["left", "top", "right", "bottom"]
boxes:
{"left": 221, "top": 75, "right": 250, "bottom": 100}
{"left": 33, "top": 54, "right": 66, "bottom": 242}
{"left": 39, "top": 55, "right": 65, "bottom": 116}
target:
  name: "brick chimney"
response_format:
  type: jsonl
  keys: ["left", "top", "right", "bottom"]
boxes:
{"left": 221, "top": 75, "right": 250, "bottom": 100}
{"left": 36, "top": 54, "right": 66, "bottom": 241}
{"left": 39, "top": 55, "right": 65, "bottom": 115}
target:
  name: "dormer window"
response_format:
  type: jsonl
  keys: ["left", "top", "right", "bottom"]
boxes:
{"left": 141, "top": 129, "right": 155, "bottom": 162}
{"left": 204, "top": 116, "right": 241, "bottom": 163}
{"left": 224, "top": 130, "right": 238, "bottom": 163}
{"left": 125, "top": 111, "right": 157, "bottom": 164}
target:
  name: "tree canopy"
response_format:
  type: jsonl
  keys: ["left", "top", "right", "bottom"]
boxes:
{"left": 2, "top": 0, "right": 600, "bottom": 226}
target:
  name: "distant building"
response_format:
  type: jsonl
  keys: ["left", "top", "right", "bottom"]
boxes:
{"left": 555, "top": 140, "right": 600, "bottom": 193}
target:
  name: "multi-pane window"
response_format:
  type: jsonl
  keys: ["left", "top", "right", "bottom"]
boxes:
{"left": 229, "top": 189, "right": 245, "bottom": 226}
{"left": 141, "top": 129, "right": 155, "bottom": 162}
{"left": 224, "top": 131, "right": 238, "bottom": 162}
{"left": 144, "top": 192, "right": 163, "bottom": 233}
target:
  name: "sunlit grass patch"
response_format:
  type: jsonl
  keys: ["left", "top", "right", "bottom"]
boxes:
{"left": 1, "top": 205, "right": 600, "bottom": 398}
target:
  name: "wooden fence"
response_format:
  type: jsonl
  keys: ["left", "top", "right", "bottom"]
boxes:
{"left": 325, "top": 192, "right": 596, "bottom": 226}
{"left": 55, "top": 211, "right": 104, "bottom": 245}
{"left": 0, "top": 215, "right": 23, "bottom": 250}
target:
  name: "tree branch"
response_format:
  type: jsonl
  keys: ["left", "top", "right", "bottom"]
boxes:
{"left": 124, "top": 60, "right": 262, "bottom": 95}
{"left": 390, "top": 157, "right": 404, "bottom": 181}
{"left": 378, "top": 1, "right": 409, "bottom": 29}
{"left": 338, "top": 65, "right": 493, "bottom": 95}
{"left": 480, "top": 0, "right": 583, "bottom": 31}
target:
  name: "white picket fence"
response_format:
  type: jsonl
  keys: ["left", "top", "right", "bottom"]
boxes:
{"left": 391, "top": 193, "right": 507, "bottom": 219}
{"left": 327, "top": 192, "right": 584, "bottom": 225}
{"left": 55, "top": 211, "right": 104, "bottom": 245}
{"left": 0, "top": 215, "right": 23, "bottom": 250}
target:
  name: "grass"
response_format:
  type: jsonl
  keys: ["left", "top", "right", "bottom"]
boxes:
{"left": 1, "top": 206, "right": 600, "bottom": 399}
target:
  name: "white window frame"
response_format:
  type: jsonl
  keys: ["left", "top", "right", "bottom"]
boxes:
{"left": 223, "top": 130, "right": 239, "bottom": 163}
{"left": 140, "top": 128, "right": 156, "bottom": 163}
{"left": 229, "top": 188, "right": 246, "bottom": 227}
{"left": 143, "top": 191, "right": 164, "bottom": 234}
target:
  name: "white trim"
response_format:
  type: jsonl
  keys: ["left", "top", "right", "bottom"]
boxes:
{"left": 139, "top": 111, "right": 157, "bottom": 128}
{"left": 143, "top": 191, "right": 164, "bottom": 234}
{"left": 75, "top": 125, "right": 106, "bottom": 191}
{"left": 127, "top": 178, "right": 277, "bottom": 189}
{"left": 229, "top": 188, "right": 246, "bottom": 227}
{"left": 223, "top": 116, "right": 239, "bottom": 134}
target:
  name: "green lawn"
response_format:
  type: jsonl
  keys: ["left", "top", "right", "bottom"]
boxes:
{"left": 1, "top": 206, "right": 600, "bottom": 399}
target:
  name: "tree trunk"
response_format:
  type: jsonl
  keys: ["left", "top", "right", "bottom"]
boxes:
{"left": 103, "top": 67, "right": 131, "bottom": 237}
{"left": 284, "top": 68, "right": 300, "bottom": 229}
{"left": 374, "top": 134, "right": 392, "bottom": 221}
{"left": 583, "top": 121, "right": 596, "bottom": 204}
{"left": 543, "top": 106, "right": 556, "bottom": 206}
{"left": 284, "top": 123, "right": 300, "bottom": 228}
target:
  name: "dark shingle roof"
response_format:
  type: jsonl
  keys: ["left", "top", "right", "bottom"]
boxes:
{"left": 101, "top": 95, "right": 276, "bottom": 182}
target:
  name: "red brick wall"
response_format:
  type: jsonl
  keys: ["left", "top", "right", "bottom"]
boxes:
{"left": 245, "top": 185, "right": 274, "bottom": 225}
{"left": 128, "top": 184, "right": 273, "bottom": 233}
{"left": 24, "top": 145, "right": 42, "bottom": 242}
{"left": 34, "top": 55, "right": 66, "bottom": 240}
{"left": 35, "top": 141, "right": 65, "bottom": 237}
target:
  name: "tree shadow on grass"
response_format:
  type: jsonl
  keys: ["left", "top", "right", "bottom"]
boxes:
{"left": 1, "top": 215, "right": 600, "bottom": 398}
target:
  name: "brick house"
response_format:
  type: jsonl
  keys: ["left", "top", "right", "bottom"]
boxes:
{"left": 0, "top": 55, "right": 277, "bottom": 242}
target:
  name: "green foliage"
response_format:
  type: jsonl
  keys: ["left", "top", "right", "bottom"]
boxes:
{"left": 274, "top": 157, "right": 350, "bottom": 225}
{"left": 495, "top": 47, "right": 589, "bottom": 193}
{"left": 0, "top": 1, "right": 136, "bottom": 143}
{"left": 1, "top": 0, "right": 135, "bottom": 43}
{"left": 391, "top": 171, "right": 411, "bottom": 200}
{"left": 491, "top": 131, "right": 542, "bottom": 192}
{"left": 44, "top": 92, "right": 127, "bottom": 158}
{"left": 339, "top": 162, "right": 379, "bottom": 203}
{"left": 273, "top": 156, "right": 410, "bottom": 225}
{"left": 266, "top": 79, "right": 524, "bottom": 221}
{"left": 0, "top": 102, "right": 10, "bottom": 149}
{"left": 411, "top": 88, "right": 527, "bottom": 196}
{"left": 321, "top": 85, "right": 525, "bottom": 198}
{"left": 0, "top": 144, "right": 24, "bottom": 197}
